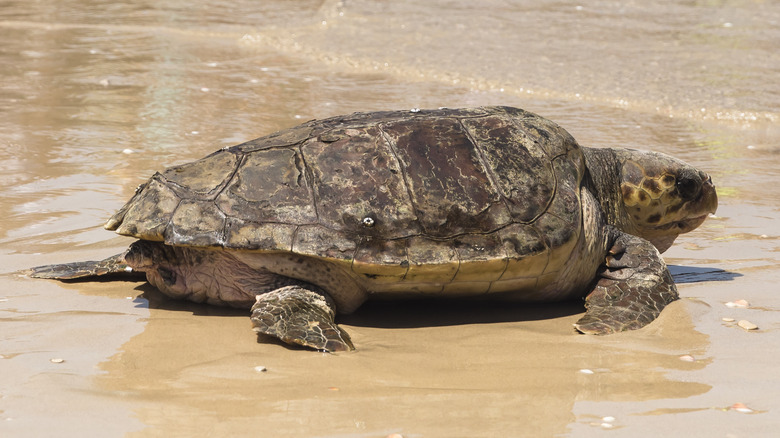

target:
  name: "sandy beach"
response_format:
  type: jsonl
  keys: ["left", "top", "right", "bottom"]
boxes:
{"left": 1, "top": 1, "right": 778, "bottom": 436}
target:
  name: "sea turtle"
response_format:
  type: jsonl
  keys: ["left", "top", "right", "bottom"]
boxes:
{"left": 30, "top": 106, "right": 718, "bottom": 352}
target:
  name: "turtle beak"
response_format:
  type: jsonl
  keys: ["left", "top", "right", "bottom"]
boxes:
{"left": 700, "top": 172, "right": 718, "bottom": 216}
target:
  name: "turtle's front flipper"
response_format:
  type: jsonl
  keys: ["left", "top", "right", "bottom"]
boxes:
{"left": 28, "top": 252, "right": 133, "bottom": 280}
{"left": 251, "top": 285, "right": 354, "bottom": 352}
{"left": 574, "top": 230, "right": 679, "bottom": 334}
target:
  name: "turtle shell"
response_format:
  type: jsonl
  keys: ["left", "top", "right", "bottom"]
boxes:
{"left": 106, "top": 106, "right": 586, "bottom": 295}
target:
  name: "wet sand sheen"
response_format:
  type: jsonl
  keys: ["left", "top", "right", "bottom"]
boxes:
{"left": 1, "top": 0, "right": 779, "bottom": 436}
{"left": 97, "top": 291, "right": 710, "bottom": 437}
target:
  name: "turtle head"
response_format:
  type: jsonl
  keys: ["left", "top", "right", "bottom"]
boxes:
{"left": 614, "top": 149, "right": 718, "bottom": 253}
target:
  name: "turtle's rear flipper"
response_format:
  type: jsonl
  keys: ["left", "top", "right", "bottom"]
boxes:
{"left": 251, "top": 285, "right": 354, "bottom": 352}
{"left": 28, "top": 252, "right": 132, "bottom": 280}
{"left": 574, "top": 231, "right": 679, "bottom": 334}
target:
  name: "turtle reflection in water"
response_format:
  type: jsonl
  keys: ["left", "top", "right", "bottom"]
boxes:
{"left": 30, "top": 107, "right": 718, "bottom": 352}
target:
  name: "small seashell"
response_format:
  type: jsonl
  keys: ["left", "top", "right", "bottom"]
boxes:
{"left": 254, "top": 365, "right": 267, "bottom": 373}
{"left": 725, "top": 300, "right": 749, "bottom": 308}
{"left": 679, "top": 354, "right": 695, "bottom": 362}
{"left": 410, "top": 107, "right": 420, "bottom": 113}
{"left": 737, "top": 320, "right": 758, "bottom": 331}
{"left": 730, "top": 403, "right": 753, "bottom": 413}
{"left": 122, "top": 148, "right": 134, "bottom": 154}
{"left": 50, "top": 358, "right": 65, "bottom": 363}
{"left": 722, "top": 317, "right": 735, "bottom": 322}
{"left": 579, "top": 369, "right": 594, "bottom": 374}
{"left": 601, "top": 416, "right": 615, "bottom": 423}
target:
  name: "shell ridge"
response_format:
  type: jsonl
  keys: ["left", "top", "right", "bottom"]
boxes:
{"left": 527, "top": 149, "right": 579, "bottom": 229}
{"left": 289, "top": 225, "right": 300, "bottom": 252}
{"left": 161, "top": 198, "right": 184, "bottom": 243}
{"left": 208, "top": 152, "right": 248, "bottom": 247}
{"left": 233, "top": 124, "right": 317, "bottom": 153}
{"left": 377, "top": 124, "right": 422, "bottom": 228}
{"left": 295, "top": 143, "right": 320, "bottom": 223}
{"left": 105, "top": 179, "right": 153, "bottom": 230}
{"left": 210, "top": 151, "right": 247, "bottom": 201}
{"left": 496, "top": 222, "right": 549, "bottom": 283}
{"left": 462, "top": 112, "right": 555, "bottom": 226}
{"left": 509, "top": 134, "right": 563, "bottom": 226}
{"left": 485, "top": 257, "right": 511, "bottom": 294}
{"left": 507, "top": 118, "right": 545, "bottom": 157}
{"left": 494, "top": 242, "right": 511, "bottom": 284}
{"left": 457, "top": 116, "right": 513, "bottom": 212}
{"left": 450, "top": 244, "right": 462, "bottom": 283}
{"left": 348, "top": 233, "right": 360, "bottom": 273}
{"left": 219, "top": 214, "right": 231, "bottom": 248}
{"left": 399, "top": 238, "right": 411, "bottom": 281}
{"left": 533, "top": 222, "right": 554, "bottom": 276}
{"left": 537, "top": 158, "right": 560, "bottom": 224}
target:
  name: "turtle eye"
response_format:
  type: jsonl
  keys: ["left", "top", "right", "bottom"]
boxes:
{"left": 676, "top": 175, "right": 700, "bottom": 200}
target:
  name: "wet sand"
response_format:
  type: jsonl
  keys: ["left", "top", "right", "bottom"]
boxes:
{"left": 1, "top": 1, "right": 779, "bottom": 436}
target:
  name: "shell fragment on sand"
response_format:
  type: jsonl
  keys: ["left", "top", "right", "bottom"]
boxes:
{"left": 730, "top": 403, "right": 754, "bottom": 413}
{"left": 725, "top": 299, "right": 749, "bottom": 308}
{"left": 737, "top": 320, "right": 758, "bottom": 331}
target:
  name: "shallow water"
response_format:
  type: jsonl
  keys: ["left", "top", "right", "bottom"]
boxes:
{"left": 1, "top": 1, "right": 779, "bottom": 436}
